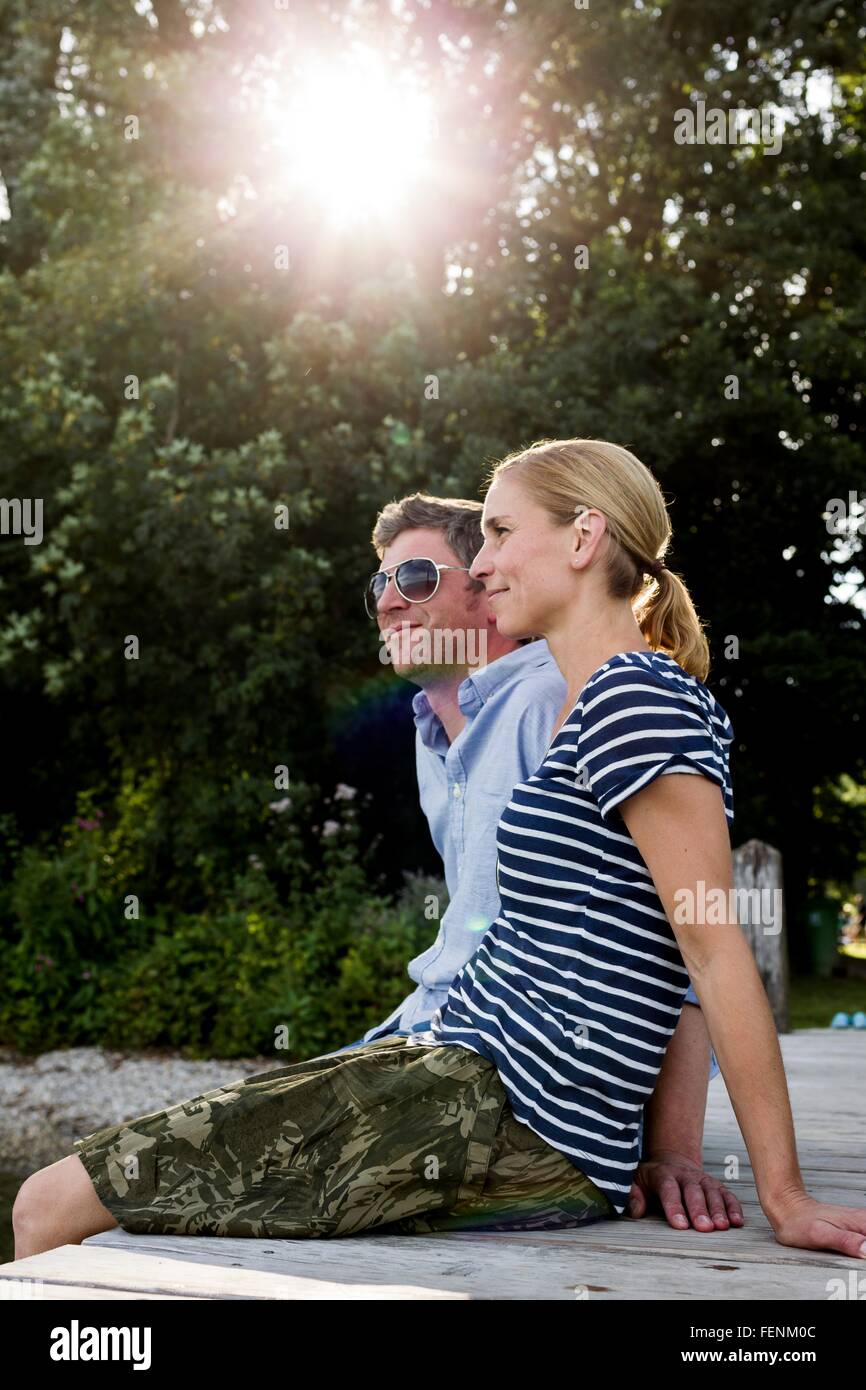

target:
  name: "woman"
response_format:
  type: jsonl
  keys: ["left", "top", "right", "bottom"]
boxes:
{"left": 13, "top": 439, "right": 866, "bottom": 1259}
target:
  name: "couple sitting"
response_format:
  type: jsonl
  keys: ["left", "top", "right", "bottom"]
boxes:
{"left": 14, "top": 438, "right": 866, "bottom": 1260}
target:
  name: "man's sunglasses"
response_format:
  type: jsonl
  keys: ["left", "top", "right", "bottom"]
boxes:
{"left": 364, "top": 556, "right": 471, "bottom": 619}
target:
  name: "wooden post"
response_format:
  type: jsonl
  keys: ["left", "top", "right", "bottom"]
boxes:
{"left": 732, "top": 839, "right": 790, "bottom": 1033}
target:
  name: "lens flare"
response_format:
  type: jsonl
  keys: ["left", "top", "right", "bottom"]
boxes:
{"left": 271, "top": 57, "right": 434, "bottom": 226}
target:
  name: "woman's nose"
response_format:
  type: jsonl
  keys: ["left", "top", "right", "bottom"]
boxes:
{"left": 469, "top": 542, "right": 492, "bottom": 582}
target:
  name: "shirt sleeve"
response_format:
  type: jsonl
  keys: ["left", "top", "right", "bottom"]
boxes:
{"left": 576, "top": 663, "right": 730, "bottom": 826}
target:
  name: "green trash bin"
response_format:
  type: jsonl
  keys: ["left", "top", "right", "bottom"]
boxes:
{"left": 805, "top": 895, "right": 840, "bottom": 978}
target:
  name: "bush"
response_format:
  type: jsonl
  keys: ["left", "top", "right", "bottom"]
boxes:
{"left": 0, "top": 776, "right": 446, "bottom": 1058}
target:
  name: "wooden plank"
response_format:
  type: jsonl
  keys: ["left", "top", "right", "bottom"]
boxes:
{"left": 0, "top": 1246, "right": 468, "bottom": 1301}
{"left": 682, "top": 1175, "right": 866, "bottom": 1198}
{"left": 6, "top": 1238, "right": 851, "bottom": 1301}
{"left": 704, "top": 1156, "right": 865, "bottom": 1178}
{"left": 729, "top": 1191, "right": 865, "bottom": 1209}
{"left": 81, "top": 1219, "right": 862, "bottom": 1271}
{"left": 0, "top": 1283, "right": 193, "bottom": 1300}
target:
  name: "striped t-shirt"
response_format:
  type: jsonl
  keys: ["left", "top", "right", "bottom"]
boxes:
{"left": 428, "top": 649, "right": 735, "bottom": 1215}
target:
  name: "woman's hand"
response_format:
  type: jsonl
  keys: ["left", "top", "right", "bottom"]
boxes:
{"left": 629, "top": 1151, "right": 744, "bottom": 1231}
{"left": 768, "top": 1191, "right": 866, "bottom": 1259}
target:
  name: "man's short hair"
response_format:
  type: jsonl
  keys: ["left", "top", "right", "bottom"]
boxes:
{"left": 371, "top": 493, "right": 485, "bottom": 592}
{"left": 371, "top": 491, "right": 536, "bottom": 646}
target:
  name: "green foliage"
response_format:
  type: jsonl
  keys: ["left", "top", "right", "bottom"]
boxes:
{"left": 0, "top": 781, "right": 444, "bottom": 1057}
{"left": 0, "top": 1, "right": 863, "bottom": 1051}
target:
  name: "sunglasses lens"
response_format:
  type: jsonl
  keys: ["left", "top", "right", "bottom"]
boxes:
{"left": 365, "top": 573, "right": 386, "bottom": 616}
{"left": 396, "top": 558, "right": 438, "bottom": 602}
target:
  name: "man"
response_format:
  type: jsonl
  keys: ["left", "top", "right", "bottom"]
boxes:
{"left": 341, "top": 493, "right": 742, "bottom": 1234}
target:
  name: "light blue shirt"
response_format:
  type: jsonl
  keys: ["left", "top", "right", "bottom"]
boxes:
{"left": 363, "top": 638, "right": 719, "bottom": 1085}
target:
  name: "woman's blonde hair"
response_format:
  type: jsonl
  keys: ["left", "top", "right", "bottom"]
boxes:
{"left": 487, "top": 437, "right": 711, "bottom": 682}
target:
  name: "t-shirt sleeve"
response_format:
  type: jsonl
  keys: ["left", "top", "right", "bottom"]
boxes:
{"left": 576, "top": 664, "right": 730, "bottom": 825}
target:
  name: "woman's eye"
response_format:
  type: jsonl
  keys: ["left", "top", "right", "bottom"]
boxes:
{"left": 493, "top": 525, "right": 509, "bottom": 536}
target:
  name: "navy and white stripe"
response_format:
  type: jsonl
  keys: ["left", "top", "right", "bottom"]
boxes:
{"left": 429, "top": 650, "right": 734, "bottom": 1215}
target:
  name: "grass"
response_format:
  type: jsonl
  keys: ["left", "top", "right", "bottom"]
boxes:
{"left": 789, "top": 969, "right": 866, "bottom": 1028}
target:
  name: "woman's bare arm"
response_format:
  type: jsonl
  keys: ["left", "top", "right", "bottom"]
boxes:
{"left": 620, "top": 771, "right": 866, "bottom": 1259}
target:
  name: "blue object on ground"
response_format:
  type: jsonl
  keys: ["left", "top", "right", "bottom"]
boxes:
{"left": 850, "top": 1011, "right": 866, "bottom": 1029}
{"left": 830, "top": 1012, "right": 851, "bottom": 1028}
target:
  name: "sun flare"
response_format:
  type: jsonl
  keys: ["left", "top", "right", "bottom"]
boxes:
{"left": 271, "top": 57, "right": 434, "bottom": 226}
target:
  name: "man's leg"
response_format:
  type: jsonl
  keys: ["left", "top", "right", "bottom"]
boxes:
{"left": 315, "top": 1029, "right": 411, "bottom": 1059}
{"left": 14, "top": 1042, "right": 397, "bottom": 1255}
{"left": 13, "top": 1026, "right": 438, "bottom": 1255}
{"left": 317, "top": 1016, "right": 435, "bottom": 1060}
{"left": 13, "top": 1155, "right": 118, "bottom": 1260}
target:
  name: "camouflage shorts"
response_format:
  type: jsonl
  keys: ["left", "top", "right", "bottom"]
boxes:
{"left": 72, "top": 1035, "right": 615, "bottom": 1240}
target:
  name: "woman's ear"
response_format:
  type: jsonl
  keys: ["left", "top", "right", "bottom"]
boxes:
{"left": 571, "top": 506, "right": 597, "bottom": 567}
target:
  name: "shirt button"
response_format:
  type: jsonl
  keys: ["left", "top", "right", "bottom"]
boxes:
{"left": 452, "top": 785, "right": 462, "bottom": 798}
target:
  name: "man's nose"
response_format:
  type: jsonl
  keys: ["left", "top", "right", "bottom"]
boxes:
{"left": 377, "top": 572, "right": 409, "bottom": 616}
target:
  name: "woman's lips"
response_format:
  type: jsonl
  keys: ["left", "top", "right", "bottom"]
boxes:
{"left": 488, "top": 589, "right": 509, "bottom": 602}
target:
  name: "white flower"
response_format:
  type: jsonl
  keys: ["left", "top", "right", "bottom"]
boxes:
{"left": 268, "top": 798, "right": 292, "bottom": 813}
{"left": 334, "top": 784, "right": 357, "bottom": 801}
{"left": 321, "top": 820, "right": 340, "bottom": 837}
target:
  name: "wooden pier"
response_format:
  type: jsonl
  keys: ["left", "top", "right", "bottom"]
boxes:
{"left": 2, "top": 1028, "right": 863, "bottom": 1300}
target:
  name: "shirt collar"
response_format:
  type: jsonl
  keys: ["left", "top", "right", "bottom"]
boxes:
{"left": 411, "top": 639, "right": 556, "bottom": 750}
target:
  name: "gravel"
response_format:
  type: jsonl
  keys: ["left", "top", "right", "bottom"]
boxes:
{"left": 0, "top": 1046, "right": 283, "bottom": 1173}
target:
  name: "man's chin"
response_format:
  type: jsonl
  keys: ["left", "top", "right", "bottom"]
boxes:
{"left": 393, "top": 660, "right": 463, "bottom": 683}
{"left": 391, "top": 660, "right": 430, "bottom": 681}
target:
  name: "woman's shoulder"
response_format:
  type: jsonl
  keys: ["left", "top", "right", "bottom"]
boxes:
{"left": 582, "top": 649, "right": 734, "bottom": 740}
